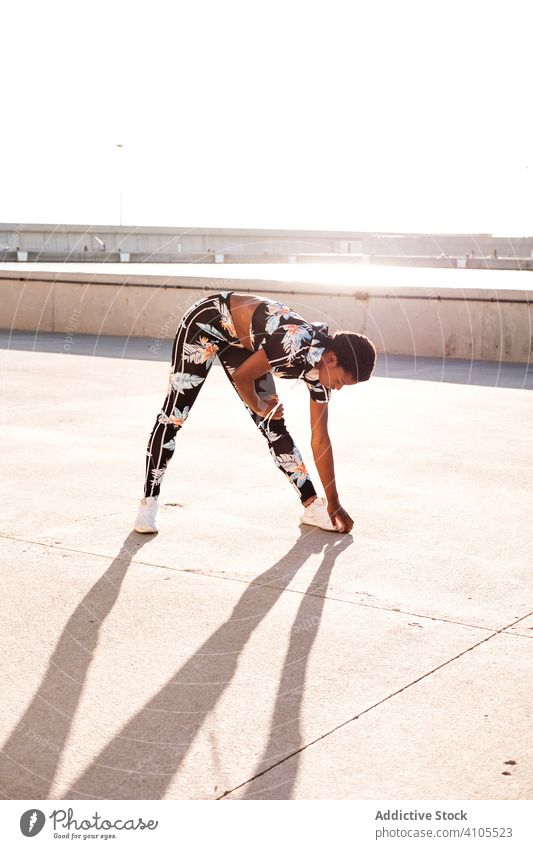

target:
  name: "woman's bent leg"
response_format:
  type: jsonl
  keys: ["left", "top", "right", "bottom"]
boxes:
{"left": 217, "top": 348, "right": 318, "bottom": 504}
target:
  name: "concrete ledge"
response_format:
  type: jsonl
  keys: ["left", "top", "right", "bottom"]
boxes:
{"left": 1, "top": 263, "right": 531, "bottom": 363}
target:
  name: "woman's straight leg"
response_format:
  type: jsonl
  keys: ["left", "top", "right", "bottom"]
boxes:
{"left": 144, "top": 295, "right": 224, "bottom": 498}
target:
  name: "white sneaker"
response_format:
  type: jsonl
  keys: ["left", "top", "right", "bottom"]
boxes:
{"left": 134, "top": 496, "right": 159, "bottom": 533}
{"left": 300, "top": 497, "right": 340, "bottom": 532}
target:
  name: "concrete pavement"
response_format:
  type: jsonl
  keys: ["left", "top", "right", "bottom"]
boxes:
{"left": 0, "top": 334, "right": 531, "bottom": 799}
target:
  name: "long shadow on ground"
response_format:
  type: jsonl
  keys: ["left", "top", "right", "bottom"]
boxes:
{"left": 222, "top": 535, "right": 352, "bottom": 799}
{"left": 0, "top": 534, "right": 152, "bottom": 799}
{"left": 63, "top": 529, "right": 351, "bottom": 799}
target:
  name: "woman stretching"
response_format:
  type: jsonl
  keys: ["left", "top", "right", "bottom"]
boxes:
{"left": 134, "top": 290, "right": 376, "bottom": 535}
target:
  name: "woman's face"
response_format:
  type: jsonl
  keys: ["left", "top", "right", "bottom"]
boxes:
{"left": 317, "top": 352, "right": 357, "bottom": 390}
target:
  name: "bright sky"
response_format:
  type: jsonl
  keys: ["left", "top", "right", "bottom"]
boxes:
{"left": 1, "top": 0, "right": 531, "bottom": 235}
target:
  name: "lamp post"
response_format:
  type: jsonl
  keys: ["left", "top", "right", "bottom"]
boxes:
{"left": 525, "top": 164, "right": 529, "bottom": 239}
{"left": 116, "top": 144, "right": 124, "bottom": 226}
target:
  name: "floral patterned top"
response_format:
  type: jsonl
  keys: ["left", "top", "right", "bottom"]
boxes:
{"left": 248, "top": 297, "right": 332, "bottom": 404}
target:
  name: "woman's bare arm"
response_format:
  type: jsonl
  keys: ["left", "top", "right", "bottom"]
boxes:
{"left": 232, "top": 348, "right": 284, "bottom": 418}
{"left": 310, "top": 398, "right": 354, "bottom": 532}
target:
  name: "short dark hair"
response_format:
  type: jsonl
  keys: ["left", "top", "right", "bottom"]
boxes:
{"left": 327, "top": 331, "right": 376, "bottom": 382}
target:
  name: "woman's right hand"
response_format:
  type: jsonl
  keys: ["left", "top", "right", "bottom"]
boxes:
{"left": 327, "top": 501, "right": 354, "bottom": 534}
{"left": 257, "top": 395, "right": 284, "bottom": 420}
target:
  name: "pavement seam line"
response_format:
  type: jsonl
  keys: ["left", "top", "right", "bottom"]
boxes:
{"left": 500, "top": 629, "right": 533, "bottom": 640}
{"left": 217, "top": 608, "right": 533, "bottom": 800}
{"left": 188, "top": 570, "right": 499, "bottom": 634}
{"left": 0, "top": 532, "right": 505, "bottom": 634}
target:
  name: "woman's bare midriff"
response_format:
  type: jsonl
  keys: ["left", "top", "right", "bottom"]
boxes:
{"left": 228, "top": 292, "right": 265, "bottom": 352}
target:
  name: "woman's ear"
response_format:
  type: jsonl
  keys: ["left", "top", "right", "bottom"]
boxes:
{"left": 325, "top": 351, "right": 338, "bottom": 367}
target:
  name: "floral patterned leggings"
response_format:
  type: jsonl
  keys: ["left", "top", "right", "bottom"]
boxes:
{"left": 144, "top": 291, "right": 318, "bottom": 503}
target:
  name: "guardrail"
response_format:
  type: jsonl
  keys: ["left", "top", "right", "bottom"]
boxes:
{"left": 1, "top": 251, "right": 532, "bottom": 271}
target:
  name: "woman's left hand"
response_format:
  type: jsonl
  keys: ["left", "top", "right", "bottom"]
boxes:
{"left": 327, "top": 501, "right": 354, "bottom": 533}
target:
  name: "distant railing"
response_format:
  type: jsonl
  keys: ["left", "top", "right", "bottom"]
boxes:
{"left": 1, "top": 250, "right": 532, "bottom": 271}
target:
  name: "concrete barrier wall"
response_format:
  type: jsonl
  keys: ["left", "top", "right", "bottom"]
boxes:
{"left": 1, "top": 270, "right": 531, "bottom": 363}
